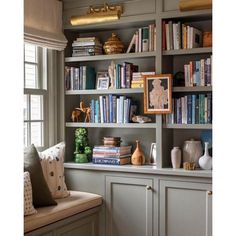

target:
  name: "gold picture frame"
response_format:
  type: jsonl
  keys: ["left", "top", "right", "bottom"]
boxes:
{"left": 144, "top": 74, "right": 172, "bottom": 114}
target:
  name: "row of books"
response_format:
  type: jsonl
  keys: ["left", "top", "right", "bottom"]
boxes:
{"left": 184, "top": 57, "right": 212, "bottom": 87}
{"left": 164, "top": 93, "right": 212, "bottom": 124}
{"left": 131, "top": 71, "right": 155, "bottom": 88}
{"left": 162, "top": 21, "right": 203, "bottom": 50}
{"left": 72, "top": 37, "right": 103, "bottom": 57}
{"left": 110, "top": 62, "right": 138, "bottom": 89}
{"left": 65, "top": 66, "right": 96, "bottom": 90}
{"left": 92, "top": 145, "right": 132, "bottom": 165}
{"left": 126, "top": 24, "right": 156, "bottom": 53}
{"left": 89, "top": 95, "right": 136, "bottom": 124}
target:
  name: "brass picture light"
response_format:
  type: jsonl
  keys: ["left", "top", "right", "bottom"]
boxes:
{"left": 70, "top": 3, "right": 123, "bottom": 26}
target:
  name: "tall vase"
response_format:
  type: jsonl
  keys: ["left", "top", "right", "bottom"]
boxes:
{"left": 199, "top": 142, "right": 212, "bottom": 170}
{"left": 131, "top": 140, "right": 145, "bottom": 165}
{"left": 171, "top": 147, "right": 181, "bottom": 168}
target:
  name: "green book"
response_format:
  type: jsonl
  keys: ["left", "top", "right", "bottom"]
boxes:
{"left": 82, "top": 66, "right": 96, "bottom": 90}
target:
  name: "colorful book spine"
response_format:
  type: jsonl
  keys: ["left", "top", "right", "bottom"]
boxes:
{"left": 92, "top": 157, "right": 131, "bottom": 165}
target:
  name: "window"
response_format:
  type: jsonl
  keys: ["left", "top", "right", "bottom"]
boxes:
{"left": 24, "top": 43, "right": 48, "bottom": 148}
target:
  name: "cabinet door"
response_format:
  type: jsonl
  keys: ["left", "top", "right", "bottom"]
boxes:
{"left": 160, "top": 180, "right": 212, "bottom": 236}
{"left": 105, "top": 176, "right": 153, "bottom": 236}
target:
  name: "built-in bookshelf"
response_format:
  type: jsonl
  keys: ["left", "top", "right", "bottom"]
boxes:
{"left": 63, "top": 0, "right": 212, "bottom": 169}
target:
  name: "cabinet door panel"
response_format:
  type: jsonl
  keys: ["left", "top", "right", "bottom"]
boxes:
{"left": 106, "top": 176, "right": 153, "bottom": 236}
{"left": 160, "top": 180, "right": 212, "bottom": 236}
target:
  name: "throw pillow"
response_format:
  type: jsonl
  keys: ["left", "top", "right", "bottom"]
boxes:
{"left": 24, "top": 144, "right": 57, "bottom": 207}
{"left": 24, "top": 172, "right": 37, "bottom": 216}
{"left": 39, "top": 142, "right": 70, "bottom": 199}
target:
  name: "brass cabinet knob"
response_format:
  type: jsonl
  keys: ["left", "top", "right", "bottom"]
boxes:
{"left": 207, "top": 191, "right": 212, "bottom": 195}
{"left": 146, "top": 186, "right": 152, "bottom": 190}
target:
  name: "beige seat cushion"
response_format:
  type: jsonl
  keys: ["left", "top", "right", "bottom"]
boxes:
{"left": 24, "top": 191, "right": 102, "bottom": 233}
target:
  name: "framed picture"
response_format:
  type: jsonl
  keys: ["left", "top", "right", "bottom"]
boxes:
{"left": 149, "top": 143, "right": 156, "bottom": 165}
{"left": 144, "top": 74, "right": 172, "bottom": 114}
{"left": 96, "top": 71, "right": 110, "bottom": 90}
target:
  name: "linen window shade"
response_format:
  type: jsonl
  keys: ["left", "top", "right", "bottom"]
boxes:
{"left": 24, "top": 0, "right": 67, "bottom": 51}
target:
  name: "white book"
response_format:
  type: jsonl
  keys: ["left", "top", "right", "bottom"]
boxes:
{"left": 126, "top": 33, "right": 136, "bottom": 53}
{"left": 99, "top": 96, "right": 104, "bottom": 123}
{"left": 187, "top": 25, "right": 191, "bottom": 49}
{"left": 135, "top": 31, "right": 139, "bottom": 53}
{"left": 154, "top": 26, "right": 157, "bottom": 51}
{"left": 173, "top": 23, "right": 177, "bottom": 50}
{"left": 200, "top": 59, "right": 205, "bottom": 86}
{"left": 138, "top": 28, "right": 142, "bottom": 52}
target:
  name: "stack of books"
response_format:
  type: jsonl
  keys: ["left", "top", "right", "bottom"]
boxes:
{"left": 126, "top": 24, "right": 156, "bottom": 53}
{"left": 131, "top": 71, "right": 155, "bottom": 88}
{"left": 162, "top": 21, "right": 203, "bottom": 50}
{"left": 72, "top": 37, "right": 103, "bottom": 57}
{"left": 92, "top": 145, "right": 132, "bottom": 165}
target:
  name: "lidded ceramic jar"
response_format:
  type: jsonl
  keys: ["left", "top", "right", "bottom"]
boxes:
{"left": 183, "top": 139, "right": 203, "bottom": 167}
{"left": 103, "top": 33, "right": 124, "bottom": 54}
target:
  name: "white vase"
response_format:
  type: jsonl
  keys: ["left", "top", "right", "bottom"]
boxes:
{"left": 183, "top": 140, "right": 203, "bottom": 167}
{"left": 199, "top": 142, "right": 212, "bottom": 170}
{"left": 171, "top": 147, "right": 181, "bottom": 169}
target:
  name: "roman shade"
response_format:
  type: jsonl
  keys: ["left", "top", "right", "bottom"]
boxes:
{"left": 24, "top": 0, "right": 67, "bottom": 51}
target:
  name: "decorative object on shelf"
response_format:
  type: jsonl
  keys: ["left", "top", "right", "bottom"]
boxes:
{"left": 96, "top": 71, "right": 110, "bottom": 89}
{"left": 183, "top": 161, "right": 196, "bottom": 170}
{"left": 171, "top": 147, "right": 181, "bottom": 169}
{"left": 70, "top": 3, "right": 123, "bottom": 26}
{"left": 108, "top": 61, "right": 115, "bottom": 88}
{"left": 131, "top": 140, "right": 146, "bottom": 165}
{"left": 149, "top": 143, "right": 156, "bottom": 165}
{"left": 179, "top": 0, "right": 212, "bottom": 12}
{"left": 183, "top": 139, "right": 203, "bottom": 167}
{"left": 75, "top": 101, "right": 91, "bottom": 122}
{"left": 199, "top": 142, "right": 212, "bottom": 170}
{"left": 200, "top": 130, "right": 212, "bottom": 156}
{"left": 132, "top": 115, "right": 152, "bottom": 124}
{"left": 103, "top": 33, "right": 125, "bottom": 54}
{"left": 203, "top": 32, "right": 212, "bottom": 47}
{"left": 173, "top": 71, "right": 185, "bottom": 87}
{"left": 103, "top": 137, "right": 121, "bottom": 147}
{"left": 144, "top": 74, "right": 172, "bottom": 114}
{"left": 74, "top": 128, "right": 92, "bottom": 163}
{"left": 71, "top": 109, "right": 81, "bottom": 122}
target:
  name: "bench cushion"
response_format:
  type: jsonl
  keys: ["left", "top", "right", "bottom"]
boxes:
{"left": 24, "top": 191, "right": 102, "bottom": 233}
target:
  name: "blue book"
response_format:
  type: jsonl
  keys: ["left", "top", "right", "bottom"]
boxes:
{"left": 207, "top": 93, "right": 212, "bottom": 124}
{"left": 108, "top": 94, "right": 113, "bottom": 123}
{"left": 187, "top": 95, "right": 192, "bottom": 124}
{"left": 92, "top": 157, "right": 131, "bottom": 165}
{"left": 192, "top": 95, "right": 196, "bottom": 124}
{"left": 103, "top": 97, "right": 107, "bottom": 123}
{"left": 90, "top": 99, "right": 95, "bottom": 123}
{"left": 195, "top": 95, "right": 199, "bottom": 124}
{"left": 95, "top": 99, "right": 99, "bottom": 123}
{"left": 112, "top": 95, "right": 117, "bottom": 123}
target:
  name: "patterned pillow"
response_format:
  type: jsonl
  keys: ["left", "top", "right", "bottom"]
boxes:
{"left": 39, "top": 142, "right": 70, "bottom": 199}
{"left": 24, "top": 172, "right": 37, "bottom": 216}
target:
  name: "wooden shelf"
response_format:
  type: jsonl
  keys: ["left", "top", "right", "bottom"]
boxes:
{"left": 65, "top": 88, "right": 144, "bottom": 95}
{"left": 173, "top": 86, "right": 212, "bottom": 92}
{"left": 160, "top": 9, "right": 212, "bottom": 20}
{"left": 65, "top": 51, "right": 156, "bottom": 62}
{"left": 66, "top": 122, "right": 157, "bottom": 129}
{"left": 163, "top": 47, "right": 212, "bottom": 56}
{"left": 163, "top": 124, "right": 212, "bottom": 129}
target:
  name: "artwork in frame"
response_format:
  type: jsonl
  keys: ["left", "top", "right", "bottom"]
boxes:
{"left": 96, "top": 71, "right": 110, "bottom": 90}
{"left": 144, "top": 74, "right": 172, "bottom": 114}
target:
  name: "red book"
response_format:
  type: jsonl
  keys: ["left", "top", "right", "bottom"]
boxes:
{"left": 162, "top": 20, "right": 166, "bottom": 50}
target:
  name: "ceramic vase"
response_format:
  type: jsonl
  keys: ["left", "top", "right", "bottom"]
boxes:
{"left": 183, "top": 139, "right": 203, "bottom": 167}
{"left": 199, "top": 142, "right": 212, "bottom": 170}
{"left": 131, "top": 140, "right": 145, "bottom": 165}
{"left": 171, "top": 147, "right": 181, "bottom": 169}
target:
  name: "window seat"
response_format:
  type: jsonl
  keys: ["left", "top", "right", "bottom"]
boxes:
{"left": 24, "top": 191, "right": 103, "bottom": 235}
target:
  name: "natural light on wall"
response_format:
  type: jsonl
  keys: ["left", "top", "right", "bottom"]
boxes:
{"left": 24, "top": 43, "right": 47, "bottom": 148}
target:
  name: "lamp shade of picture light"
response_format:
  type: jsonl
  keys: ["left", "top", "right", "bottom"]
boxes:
{"left": 70, "top": 4, "right": 123, "bottom": 26}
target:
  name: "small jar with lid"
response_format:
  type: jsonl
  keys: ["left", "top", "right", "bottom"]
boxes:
{"left": 103, "top": 33, "right": 124, "bottom": 54}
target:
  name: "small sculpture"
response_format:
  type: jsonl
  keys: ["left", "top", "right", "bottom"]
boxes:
{"left": 131, "top": 140, "right": 145, "bottom": 165}
{"left": 71, "top": 109, "right": 81, "bottom": 122}
{"left": 74, "top": 128, "right": 92, "bottom": 163}
{"left": 72, "top": 101, "right": 92, "bottom": 123}
{"left": 132, "top": 115, "right": 151, "bottom": 124}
